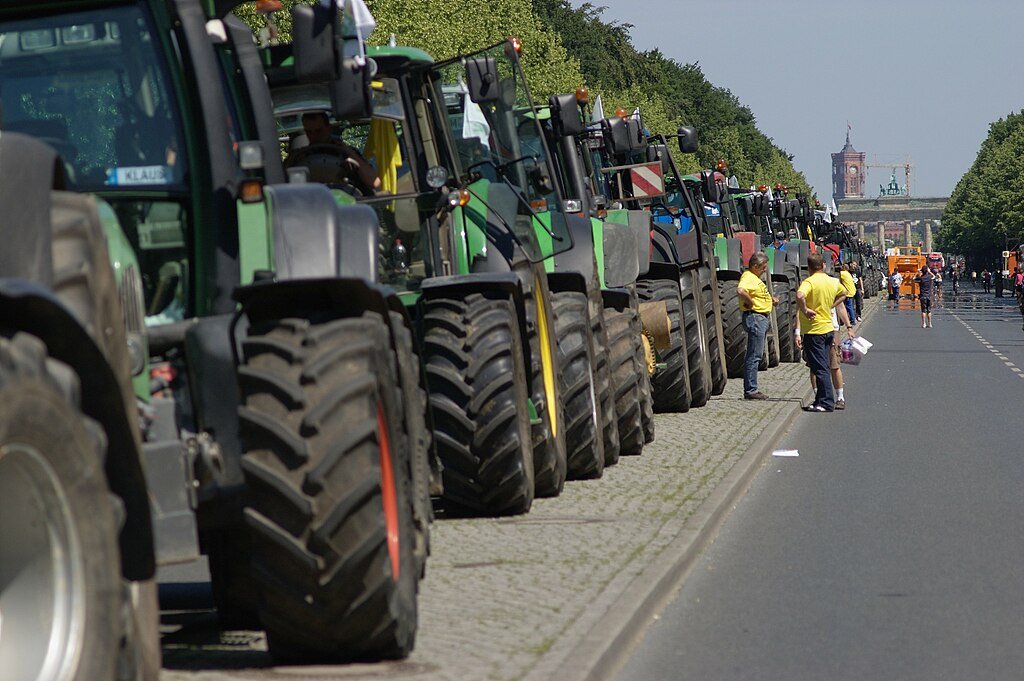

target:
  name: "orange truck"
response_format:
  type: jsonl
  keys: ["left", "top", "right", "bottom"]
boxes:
{"left": 887, "top": 246, "right": 926, "bottom": 298}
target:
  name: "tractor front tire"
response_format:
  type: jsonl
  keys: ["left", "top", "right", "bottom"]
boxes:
{"left": 718, "top": 279, "right": 746, "bottom": 379}
{"left": 604, "top": 306, "right": 644, "bottom": 455}
{"left": 423, "top": 295, "right": 534, "bottom": 515}
{"left": 637, "top": 279, "right": 692, "bottom": 412}
{"left": 237, "top": 313, "right": 418, "bottom": 661}
{"left": 552, "top": 291, "right": 604, "bottom": 479}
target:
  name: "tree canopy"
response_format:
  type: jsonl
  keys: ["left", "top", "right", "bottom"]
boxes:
{"left": 238, "top": 0, "right": 813, "bottom": 195}
{"left": 937, "top": 111, "right": 1024, "bottom": 260}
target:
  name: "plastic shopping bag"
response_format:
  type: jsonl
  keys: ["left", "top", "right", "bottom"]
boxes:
{"left": 839, "top": 335, "right": 872, "bottom": 365}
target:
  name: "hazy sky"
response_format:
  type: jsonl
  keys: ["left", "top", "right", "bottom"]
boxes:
{"left": 581, "top": 0, "right": 1024, "bottom": 200}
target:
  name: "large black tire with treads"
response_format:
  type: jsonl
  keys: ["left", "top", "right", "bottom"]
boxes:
{"left": 589, "top": 297, "right": 621, "bottom": 467}
{"left": 604, "top": 306, "right": 644, "bottom": 455}
{"left": 0, "top": 332, "right": 157, "bottom": 681}
{"left": 784, "top": 264, "right": 802, "bottom": 361}
{"left": 628, "top": 289, "right": 655, "bottom": 445}
{"left": 774, "top": 281, "right": 795, "bottom": 363}
{"left": 237, "top": 313, "right": 418, "bottom": 661}
{"left": 525, "top": 286, "right": 567, "bottom": 497}
{"left": 718, "top": 279, "right": 746, "bottom": 379}
{"left": 389, "top": 311, "right": 432, "bottom": 577}
{"left": 680, "top": 270, "right": 712, "bottom": 407}
{"left": 422, "top": 295, "right": 534, "bottom": 515}
{"left": 552, "top": 291, "right": 604, "bottom": 479}
{"left": 637, "top": 279, "right": 691, "bottom": 412}
{"left": 49, "top": 192, "right": 160, "bottom": 678}
{"left": 698, "top": 264, "right": 727, "bottom": 396}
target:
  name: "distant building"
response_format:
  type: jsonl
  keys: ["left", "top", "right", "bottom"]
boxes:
{"left": 832, "top": 131, "right": 865, "bottom": 200}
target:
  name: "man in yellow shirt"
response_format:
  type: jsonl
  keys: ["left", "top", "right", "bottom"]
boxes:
{"left": 737, "top": 252, "right": 778, "bottom": 399}
{"left": 838, "top": 262, "right": 857, "bottom": 327}
{"left": 796, "top": 253, "right": 850, "bottom": 412}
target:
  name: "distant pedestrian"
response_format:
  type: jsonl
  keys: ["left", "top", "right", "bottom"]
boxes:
{"left": 852, "top": 262, "right": 864, "bottom": 321}
{"left": 737, "top": 252, "right": 778, "bottom": 400}
{"left": 934, "top": 269, "right": 942, "bottom": 301}
{"left": 838, "top": 262, "right": 857, "bottom": 326}
{"left": 796, "top": 253, "right": 851, "bottom": 412}
{"left": 889, "top": 269, "right": 903, "bottom": 308}
{"left": 972, "top": 270, "right": 977, "bottom": 287}
{"left": 913, "top": 266, "right": 934, "bottom": 328}
{"left": 983, "top": 269, "right": 992, "bottom": 294}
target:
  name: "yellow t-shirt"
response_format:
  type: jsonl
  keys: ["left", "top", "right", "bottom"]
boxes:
{"left": 738, "top": 270, "right": 772, "bottom": 313}
{"left": 839, "top": 270, "right": 857, "bottom": 297}
{"left": 798, "top": 272, "right": 843, "bottom": 335}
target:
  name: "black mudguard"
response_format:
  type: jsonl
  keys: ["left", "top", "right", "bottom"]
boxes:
{"left": 265, "top": 184, "right": 380, "bottom": 283}
{"left": 0, "top": 281, "right": 155, "bottom": 581}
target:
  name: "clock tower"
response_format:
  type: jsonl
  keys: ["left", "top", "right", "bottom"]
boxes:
{"left": 832, "top": 131, "right": 866, "bottom": 200}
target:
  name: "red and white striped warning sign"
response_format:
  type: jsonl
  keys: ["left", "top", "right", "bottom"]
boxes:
{"left": 629, "top": 162, "right": 665, "bottom": 198}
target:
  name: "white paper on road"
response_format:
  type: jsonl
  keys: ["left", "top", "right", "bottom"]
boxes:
{"left": 772, "top": 449, "right": 799, "bottom": 457}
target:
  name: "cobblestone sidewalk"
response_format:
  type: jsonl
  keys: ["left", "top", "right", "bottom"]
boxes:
{"left": 161, "top": 363, "right": 812, "bottom": 681}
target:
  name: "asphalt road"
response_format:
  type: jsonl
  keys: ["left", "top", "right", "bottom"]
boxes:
{"left": 614, "top": 287, "right": 1024, "bottom": 681}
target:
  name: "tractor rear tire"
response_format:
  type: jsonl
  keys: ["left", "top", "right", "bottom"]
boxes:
{"left": 680, "top": 270, "right": 712, "bottom": 408}
{"left": 629, "top": 290, "right": 655, "bottom": 445}
{"left": 552, "top": 291, "right": 604, "bottom": 479}
{"left": 526, "top": 286, "right": 567, "bottom": 498}
{"left": 237, "top": 313, "right": 418, "bottom": 661}
{"left": 0, "top": 332, "right": 158, "bottom": 681}
{"left": 775, "top": 284, "right": 795, "bottom": 363}
{"left": 766, "top": 310, "right": 781, "bottom": 368}
{"left": 637, "top": 279, "right": 692, "bottom": 412}
{"left": 47, "top": 192, "right": 160, "bottom": 678}
{"left": 423, "top": 295, "right": 534, "bottom": 515}
{"left": 389, "top": 310, "right": 432, "bottom": 578}
{"left": 718, "top": 279, "right": 746, "bottom": 379}
{"left": 698, "top": 265, "right": 727, "bottom": 396}
{"left": 589, "top": 298, "right": 621, "bottom": 467}
{"left": 605, "top": 306, "right": 644, "bottom": 456}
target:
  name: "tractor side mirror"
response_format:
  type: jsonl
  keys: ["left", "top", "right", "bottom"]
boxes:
{"left": 700, "top": 170, "right": 722, "bottom": 204}
{"left": 647, "top": 144, "right": 671, "bottom": 175}
{"left": 626, "top": 119, "right": 646, "bottom": 152}
{"left": 602, "top": 116, "right": 630, "bottom": 156}
{"left": 466, "top": 57, "right": 501, "bottom": 103}
{"left": 549, "top": 93, "right": 583, "bottom": 137}
{"left": 677, "top": 126, "right": 699, "bottom": 154}
{"left": 292, "top": 3, "right": 337, "bottom": 83}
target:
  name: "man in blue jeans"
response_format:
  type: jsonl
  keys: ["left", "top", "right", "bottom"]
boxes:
{"left": 737, "top": 252, "right": 778, "bottom": 399}
{"left": 796, "top": 253, "right": 850, "bottom": 412}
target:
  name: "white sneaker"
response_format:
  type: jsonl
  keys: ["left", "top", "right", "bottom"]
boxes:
{"left": 922, "top": 322, "right": 926, "bottom": 328}
{"left": 928, "top": 322, "right": 932, "bottom": 328}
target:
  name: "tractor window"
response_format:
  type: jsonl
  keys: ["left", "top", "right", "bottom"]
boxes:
{"left": 0, "top": 6, "right": 187, "bottom": 190}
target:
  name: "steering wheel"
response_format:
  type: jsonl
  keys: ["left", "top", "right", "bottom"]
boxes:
{"left": 290, "top": 143, "right": 351, "bottom": 185}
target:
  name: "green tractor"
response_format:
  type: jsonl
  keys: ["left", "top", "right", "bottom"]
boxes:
{"left": 269, "top": 38, "right": 589, "bottom": 512}
{"left": 538, "top": 91, "right": 665, "bottom": 459}
{"left": 0, "top": 0, "right": 429, "bottom": 665}
{"left": 580, "top": 119, "right": 727, "bottom": 411}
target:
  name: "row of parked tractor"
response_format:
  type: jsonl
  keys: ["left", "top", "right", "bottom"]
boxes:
{"left": 0, "top": 1, "right": 889, "bottom": 679}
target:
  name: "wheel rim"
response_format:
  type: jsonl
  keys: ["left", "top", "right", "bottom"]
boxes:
{"left": 376, "top": 404, "right": 401, "bottom": 581}
{"left": 0, "top": 444, "right": 85, "bottom": 681}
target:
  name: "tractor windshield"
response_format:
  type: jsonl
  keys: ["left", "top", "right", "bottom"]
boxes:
{"left": 0, "top": 6, "right": 188, "bottom": 191}
{"left": 429, "top": 41, "right": 571, "bottom": 261}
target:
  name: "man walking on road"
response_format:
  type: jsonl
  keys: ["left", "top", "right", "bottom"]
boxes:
{"left": 797, "top": 253, "right": 850, "bottom": 412}
{"left": 737, "top": 252, "right": 778, "bottom": 400}
{"left": 914, "top": 266, "right": 934, "bottom": 328}
{"left": 983, "top": 269, "right": 992, "bottom": 294}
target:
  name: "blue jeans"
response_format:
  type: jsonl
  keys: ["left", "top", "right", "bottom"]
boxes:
{"left": 804, "top": 332, "right": 835, "bottom": 410}
{"left": 845, "top": 298, "right": 856, "bottom": 323}
{"left": 742, "top": 311, "right": 770, "bottom": 395}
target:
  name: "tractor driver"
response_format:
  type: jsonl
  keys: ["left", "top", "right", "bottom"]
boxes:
{"left": 284, "top": 112, "right": 381, "bottom": 195}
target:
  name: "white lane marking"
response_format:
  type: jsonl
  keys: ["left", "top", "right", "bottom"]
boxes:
{"left": 952, "top": 312, "right": 1022, "bottom": 381}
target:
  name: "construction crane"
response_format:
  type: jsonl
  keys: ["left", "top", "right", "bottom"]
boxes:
{"left": 865, "top": 159, "right": 913, "bottom": 197}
